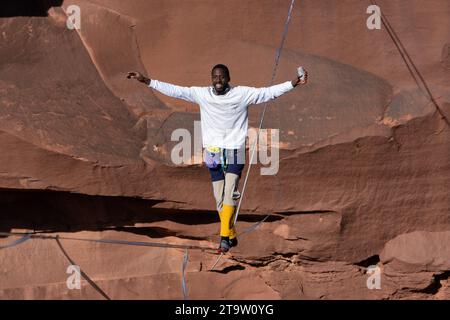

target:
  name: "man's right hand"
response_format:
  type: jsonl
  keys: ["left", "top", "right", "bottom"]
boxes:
{"left": 126, "top": 71, "right": 150, "bottom": 85}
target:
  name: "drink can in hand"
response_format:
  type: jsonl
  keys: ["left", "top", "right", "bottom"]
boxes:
{"left": 297, "top": 66, "right": 306, "bottom": 81}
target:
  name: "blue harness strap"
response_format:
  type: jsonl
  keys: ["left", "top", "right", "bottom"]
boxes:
{"left": 222, "top": 148, "right": 228, "bottom": 172}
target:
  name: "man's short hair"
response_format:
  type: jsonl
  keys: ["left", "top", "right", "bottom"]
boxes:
{"left": 211, "top": 64, "right": 230, "bottom": 79}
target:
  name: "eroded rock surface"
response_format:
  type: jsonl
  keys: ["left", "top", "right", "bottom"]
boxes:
{"left": 0, "top": 0, "right": 449, "bottom": 299}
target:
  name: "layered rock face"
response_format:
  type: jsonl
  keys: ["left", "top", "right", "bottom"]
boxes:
{"left": 0, "top": 0, "right": 449, "bottom": 299}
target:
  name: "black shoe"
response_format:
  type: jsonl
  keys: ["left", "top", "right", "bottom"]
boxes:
{"left": 229, "top": 237, "right": 238, "bottom": 247}
{"left": 218, "top": 237, "right": 230, "bottom": 253}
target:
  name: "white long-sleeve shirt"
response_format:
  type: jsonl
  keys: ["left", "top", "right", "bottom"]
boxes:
{"left": 149, "top": 80, "right": 294, "bottom": 149}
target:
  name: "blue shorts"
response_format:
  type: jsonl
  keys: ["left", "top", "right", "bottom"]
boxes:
{"left": 207, "top": 148, "right": 245, "bottom": 182}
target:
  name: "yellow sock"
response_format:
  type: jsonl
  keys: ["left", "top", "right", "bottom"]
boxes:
{"left": 220, "top": 204, "right": 235, "bottom": 237}
{"left": 229, "top": 208, "right": 237, "bottom": 240}
{"left": 229, "top": 225, "right": 236, "bottom": 239}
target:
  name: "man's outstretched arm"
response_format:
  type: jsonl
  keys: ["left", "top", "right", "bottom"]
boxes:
{"left": 244, "top": 67, "right": 308, "bottom": 105}
{"left": 126, "top": 71, "right": 196, "bottom": 103}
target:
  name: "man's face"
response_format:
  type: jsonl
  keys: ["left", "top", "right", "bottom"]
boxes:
{"left": 211, "top": 68, "right": 230, "bottom": 94}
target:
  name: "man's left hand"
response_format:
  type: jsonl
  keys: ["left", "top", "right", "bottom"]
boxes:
{"left": 292, "top": 68, "right": 308, "bottom": 87}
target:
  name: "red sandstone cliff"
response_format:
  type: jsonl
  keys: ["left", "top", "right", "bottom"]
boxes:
{"left": 0, "top": 0, "right": 449, "bottom": 299}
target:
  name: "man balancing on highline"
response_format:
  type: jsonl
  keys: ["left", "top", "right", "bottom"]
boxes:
{"left": 126, "top": 64, "right": 308, "bottom": 253}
